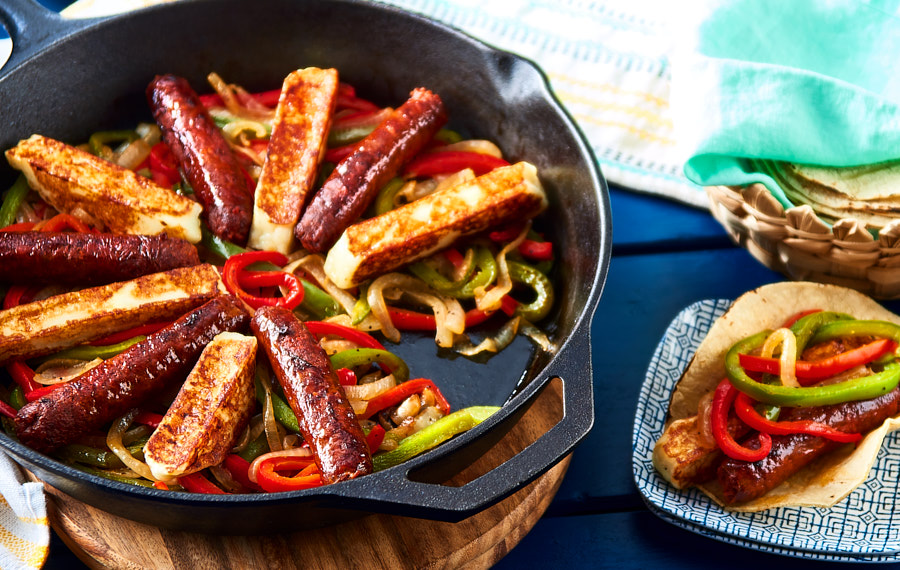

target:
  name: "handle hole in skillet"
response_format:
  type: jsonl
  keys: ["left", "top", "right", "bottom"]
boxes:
{"left": 406, "top": 376, "right": 564, "bottom": 487}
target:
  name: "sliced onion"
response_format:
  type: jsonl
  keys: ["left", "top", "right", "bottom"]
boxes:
{"left": 247, "top": 447, "right": 313, "bottom": 484}
{"left": 114, "top": 138, "right": 151, "bottom": 170}
{"left": 454, "top": 317, "right": 521, "bottom": 356}
{"left": 437, "top": 139, "right": 503, "bottom": 158}
{"left": 368, "top": 273, "right": 407, "bottom": 343}
{"left": 696, "top": 390, "right": 716, "bottom": 448}
{"left": 410, "top": 405, "right": 444, "bottom": 433}
{"left": 33, "top": 358, "right": 102, "bottom": 385}
{"left": 761, "top": 328, "right": 799, "bottom": 388}
{"left": 476, "top": 222, "right": 530, "bottom": 311}
{"left": 207, "top": 72, "right": 275, "bottom": 121}
{"left": 222, "top": 119, "right": 269, "bottom": 143}
{"left": 391, "top": 394, "right": 421, "bottom": 424}
{"left": 431, "top": 168, "right": 475, "bottom": 194}
{"left": 209, "top": 464, "right": 242, "bottom": 493}
{"left": 136, "top": 122, "right": 162, "bottom": 147}
{"left": 349, "top": 399, "right": 369, "bottom": 415}
{"left": 343, "top": 374, "right": 396, "bottom": 400}
{"left": 519, "top": 319, "right": 557, "bottom": 354}
{"left": 107, "top": 409, "right": 156, "bottom": 481}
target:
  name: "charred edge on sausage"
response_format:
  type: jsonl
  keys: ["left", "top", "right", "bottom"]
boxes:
{"left": 14, "top": 295, "right": 249, "bottom": 454}
{"left": 250, "top": 305, "right": 373, "bottom": 483}
{"left": 0, "top": 231, "right": 200, "bottom": 285}
{"left": 147, "top": 74, "right": 253, "bottom": 245}
{"left": 295, "top": 87, "right": 448, "bottom": 253}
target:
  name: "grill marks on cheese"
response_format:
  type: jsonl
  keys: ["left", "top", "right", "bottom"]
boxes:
{"left": 0, "top": 264, "right": 224, "bottom": 365}
{"left": 249, "top": 68, "right": 338, "bottom": 254}
{"left": 5, "top": 135, "right": 203, "bottom": 243}
{"left": 145, "top": 332, "right": 257, "bottom": 481}
{"left": 324, "top": 161, "right": 548, "bottom": 288}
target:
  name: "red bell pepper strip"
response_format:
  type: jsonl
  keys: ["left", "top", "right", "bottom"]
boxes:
{"left": 153, "top": 481, "right": 170, "bottom": 490}
{"left": 6, "top": 361, "right": 39, "bottom": 393}
{"left": 733, "top": 392, "right": 862, "bottom": 443}
{"left": 738, "top": 339, "right": 897, "bottom": 383}
{"left": 223, "top": 454, "right": 263, "bottom": 492}
{"left": 386, "top": 296, "right": 518, "bottom": 331}
{"left": 518, "top": 239, "right": 553, "bottom": 261}
{"left": 324, "top": 141, "right": 361, "bottom": 163}
{"left": 0, "top": 399, "right": 16, "bottom": 419}
{"left": 441, "top": 248, "right": 466, "bottom": 270}
{"left": 710, "top": 379, "right": 772, "bottom": 461}
{"left": 37, "top": 213, "right": 93, "bottom": 233}
{"left": 198, "top": 88, "right": 282, "bottom": 109}
{"left": 177, "top": 472, "right": 229, "bottom": 494}
{"left": 254, "top": 455, "right": 323, "bottom": 493}
{"left": 148, "top": 142, "right": 180, "bottom": 187}
{"left": 366, "top": 424, "right": 386, "bottom": 452}
{"left": 24, "top": 383, "right": 65, "bottom": 403}
{"left": 304, "top": 321, "right": 387, "bottom": 351}
{"left": 222, "top": 251, "right": 304, "bottom": 310}
{"left": 0, "top": 222, "right": 36, "bottom": 232}
{"left": 89, "top": 321, "right": 172, "bottom": 346}
{"left": 782, "top": 309, "right": 822, "bottom": 328}
{"left": 489, "top": 223, "right": 525, "bottom": 242}
{"left": 361, "top": 378, "right": 451, "bottom": 418}
{"left": 403, "top": 151, "right": 510, "bottom": 178}
{"left": 336, "top": 368, "right": 358, "bottom": 386}
{"left": 133, "top": 410, "right": 165, "bottom": 429}
{"left": 3, "top": 285, "right": 37, "bottom": 309}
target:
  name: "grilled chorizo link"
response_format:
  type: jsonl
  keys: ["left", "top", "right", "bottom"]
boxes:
{"left": 0, "top": 231, "right": 199, "bottom": 285}
{"left": 147, "top": 74, "right": 253, "bottom": 245}
{"left": 251, "top": 306, "right": 372, "bottom": 483}
{"left": 295, "top": 87, "right": 447, "bottom": 252}
{"left": 14, "top": 295, "right": 249, "bottom": 454}
{"left": 717, "top": 387, "right": 900, "bottom": 504}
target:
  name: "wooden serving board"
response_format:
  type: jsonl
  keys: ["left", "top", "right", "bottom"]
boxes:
{"left": 36, "top": 378, "right": 568, "bottom": 569}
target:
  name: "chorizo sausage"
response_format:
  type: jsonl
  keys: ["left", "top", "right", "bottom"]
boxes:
{"left": 295, "top": 87, "right": 447, "bottom": 253}
{"left": 0, "top": 231, "right": 199, "bottom": 285}
{"left": 250, "top": 305, "right": 372, "bottom": 483}
{"left": 147, "top": 74, "right": 253, "bottom": 245}
{"left": 717, "top": 387, "right": 900, "bottom": 504}
{"left": 14, "top": 295, "right": 249, "bottom": 454}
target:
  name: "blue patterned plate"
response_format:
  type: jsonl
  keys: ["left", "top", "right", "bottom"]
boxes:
{"left": 632, "top": 300, "right": 900, "bottom": 559}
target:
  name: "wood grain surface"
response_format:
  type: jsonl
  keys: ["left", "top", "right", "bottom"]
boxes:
{"left": 37, "top": 378, "right": 568, "bottom": 569}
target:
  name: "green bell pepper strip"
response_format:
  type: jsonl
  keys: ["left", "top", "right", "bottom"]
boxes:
{"left": 44, "top": 335, "right": 146, "bottom": 362}
{"left": 790, "top": 311, "right": 853, "bottom": 352}
{"left": 199, "top": 225, "right": 341, "bottom": 318}
{"left": 237, "top": 432, "right": 270, "bottom": 463}
{"left": 809, "top": 320, "right": 900, "bottom": 346}
{"left": 70, "top": 463, "right": 156, "bottom": 488}
{"left": 433, "top": 129, "right": 463, "bottom": 144}
{"left": 254, "top": 376, "right": 301, "bottom": 433}
{"left": 330, "top": 348, "right": 410, "bottom": 383}
{"left": 9, "top": 386, "right": 25, "bottom": 411}
{"left": 88, "top": 130, "right": 139, "bottom": 157}
{"left": 373, "top": 178, "right": 407, "bottom": 215}
{"left": 726, "top": 331, "right": 900, "bottom": 406}
{"left": 411, "top": 246, "right": 495, "bottom": 299}
{"left": 58, "top": 444, "right": 127, "bottom": 469}
{"left": 373, "top": 406, "right": 500, "bottom": 471}
{"left": 0, "top": 176, "right": 30, "bottom": 229}
{"left": 508, "top": 261, "right": 554, "bottom": 322}
{"left": 350, "top": 283, "right": 372, "bottom": 325}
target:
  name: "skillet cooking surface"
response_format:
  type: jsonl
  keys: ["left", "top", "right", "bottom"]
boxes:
{"left": 0, "top": 0, "right": 610, "bottom": 533}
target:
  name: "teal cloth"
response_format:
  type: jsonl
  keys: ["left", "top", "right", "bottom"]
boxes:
{"left": 672, "top": 0, "right": 900, "bottom": 208}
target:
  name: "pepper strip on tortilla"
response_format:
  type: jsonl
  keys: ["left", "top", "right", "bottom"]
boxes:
{"left": 653, "top": 281, "right": 900, "bottom": 512}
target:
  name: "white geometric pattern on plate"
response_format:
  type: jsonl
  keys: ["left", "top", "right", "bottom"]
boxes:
{"left": 632, "top": 300, "right": 900, "bottom": 559}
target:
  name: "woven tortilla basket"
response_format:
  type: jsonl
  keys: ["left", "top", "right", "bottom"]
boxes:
{"left": 706, "top": 184, "right": 900, "bottom": 299}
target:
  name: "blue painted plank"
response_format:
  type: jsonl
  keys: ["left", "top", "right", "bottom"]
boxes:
{"left": 609, "top": 185, "right": 730, "bottom": 250}
{"left": 496, "top": 510, "right": 898, "bottom": 569}
{"left": 549, "top": 246, "right": 783, "bottom": 511}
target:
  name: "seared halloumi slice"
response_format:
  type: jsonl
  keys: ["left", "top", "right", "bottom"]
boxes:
{"left": 248, "top": 68, "right": 338, "bottom": 254}
{"left": 5, "top": 135, "right": 203, "bottom": 243}
{"left": 145, "top": 331, "right": 257, "bottom": 481}
{"left": 652, "top": 415, "right": 724, "bottom": 490}
{"left": 324, "top": 161, "right": 548, "bottom": 288}
{"left": 0, "top": 264, "right": 225, "bottom": 364}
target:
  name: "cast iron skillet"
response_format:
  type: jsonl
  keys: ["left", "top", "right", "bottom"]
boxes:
{"left": 0, "top": 0, "right": 611, "bottom": 534}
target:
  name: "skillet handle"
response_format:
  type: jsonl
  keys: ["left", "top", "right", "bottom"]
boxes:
{"left": 0, "top": 0, "right": 90, "bottom": 78}
{"left": 354, "top": 329, "right": 595, "bottom": 520}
